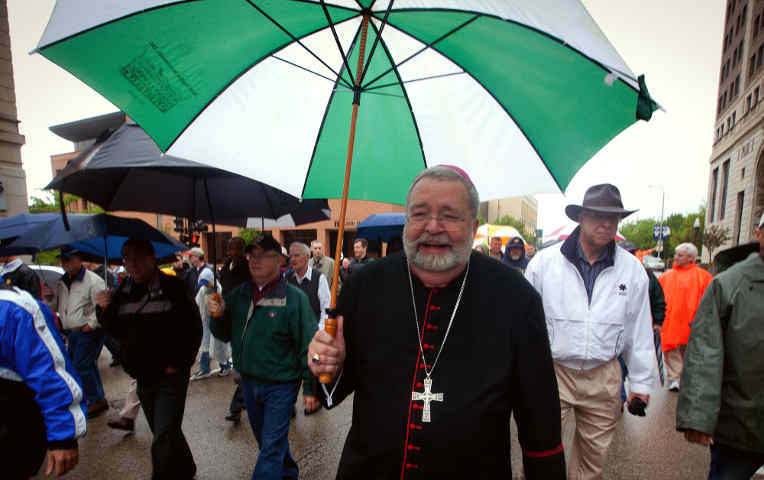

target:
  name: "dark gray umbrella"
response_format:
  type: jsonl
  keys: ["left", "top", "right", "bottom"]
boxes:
{"left": 45, "top": 120, "right": 330, "bottom": 227}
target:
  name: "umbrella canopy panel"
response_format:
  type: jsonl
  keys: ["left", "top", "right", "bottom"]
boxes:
{"left": 37, "top": 0, "right": 657, "bottom": 205}
{"left": 356, "top": 212, "right": 405, "bottom": 242}
{"left": 0, "top": 213, "right": 60, "bottom": 242}
{"left": 9, "top": 213, "right": 186, "bottom": 260}
{"left": 475, "top": 224, "right": 525, "bottom": 246}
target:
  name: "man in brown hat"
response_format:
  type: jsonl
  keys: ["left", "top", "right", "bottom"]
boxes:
{"left": 525, "top": 184, "right": 655, "bottom": 480}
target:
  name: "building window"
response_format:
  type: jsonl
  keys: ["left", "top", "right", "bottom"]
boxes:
{"left": 742, "top": 166, "right": 746, "bottom": 179}
{"left": 746, "top": 93, "right": 753, "bottom": 113}
{"left": 732, "top": 111, "right": 737, "bottom": 128}
{"left": 710, "top": 167, "right": 719, "bottom": 223}
{"left": 739, "top": 41, "right": 744, "bottom": 64}
{"left": 751, "top": 54, "right": 757, "bottom": 77}
{"left": 756, "top": 86, "right": 761, "bottom": 104}
{"left": 720, "top": 160, "right": 731, "bottom": 220}
{"left": 735, "top": 191, "right": 745, "bottom": 245}
{"left": 755, "top": 15, "right": 761, "bottom": 37}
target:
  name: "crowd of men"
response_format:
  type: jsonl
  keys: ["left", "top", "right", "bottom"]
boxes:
{"left": 0, "top": 165, "right": 762, "bottom": 479}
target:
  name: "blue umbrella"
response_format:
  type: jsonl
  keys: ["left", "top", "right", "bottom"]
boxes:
{"left": 9, "top": 213, "right": 185, "bottom": 261}
{"left": 0, "top": 213, "right": 60, "bottom": 244}
{"left": 356, "top": 213, "right": 406, "bottom": 243}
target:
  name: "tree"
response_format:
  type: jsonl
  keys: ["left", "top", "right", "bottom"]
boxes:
{"left": 237, "top": 228, "right": 261, "bottom": 246}
{"left": 702, "top": 224, "right": 730, "bottom": 260}
{"left": 494, "top": 215, "right": 536, "bottom": 244}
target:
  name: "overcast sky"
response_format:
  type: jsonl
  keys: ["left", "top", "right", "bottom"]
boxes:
{"left": 8, "top": 0, "right": 725, "bottom": 233}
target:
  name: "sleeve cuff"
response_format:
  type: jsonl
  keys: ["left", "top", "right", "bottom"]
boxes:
{"left": 48, "top": 438, "right": 77, "bottom": 450}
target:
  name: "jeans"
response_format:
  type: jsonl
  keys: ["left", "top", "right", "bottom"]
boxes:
{"left": 67, "top": 328, "right": 105, "bottom": 404}
{"left": 240, "top": 379, "right": 299, "bottom": 480}
{"left": 137, "top": 371, "right": 196, "bottom": 480}
{"left": 708, "top": 443, "right": 764, "bottom": 480}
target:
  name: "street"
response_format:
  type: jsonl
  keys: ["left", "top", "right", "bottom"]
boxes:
{"left": 35, "top": 351, "right": 757, "bottom": 480}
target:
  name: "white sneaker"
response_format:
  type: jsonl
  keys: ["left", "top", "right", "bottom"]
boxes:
{"left": 190, "top": 370, "right": 212, "bottom": 381}
{"left": 668, "top": 380, "right": 680, "bottom": 392}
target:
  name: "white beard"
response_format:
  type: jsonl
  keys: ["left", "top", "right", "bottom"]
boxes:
{"left": 403, "top": 225, "right": 472, "bottom": 272}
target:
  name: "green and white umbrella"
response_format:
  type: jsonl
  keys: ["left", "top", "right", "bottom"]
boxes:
{"left": 36, "top": 1, "right": 658, "bottom": 349}
{"left": 36, "top": 0, "right": 658, "bottom": 206}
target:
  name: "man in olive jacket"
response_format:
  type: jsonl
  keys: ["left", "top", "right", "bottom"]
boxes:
{"left": 676, "top": 215, "right": 764, "bottom": 478}
{"left": 208, "top": 235, "right": 317, "bottom": 480}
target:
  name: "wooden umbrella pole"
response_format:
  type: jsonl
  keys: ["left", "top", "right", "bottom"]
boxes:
{"left": 321, "top": 14, "right": 370, "bottom": 384}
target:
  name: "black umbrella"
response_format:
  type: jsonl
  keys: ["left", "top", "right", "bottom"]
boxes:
{"left": 46, "top": 120, "right": 330, "bottom": 227}
{"left": 653, "top": 328, "right": 665, "bottom": 387}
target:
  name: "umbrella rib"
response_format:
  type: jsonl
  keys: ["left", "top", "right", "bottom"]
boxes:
{"left": 272, "top": 55, "right": 340, "bottom": 84}
{"left": 319, "top": 0, "right": 356, "bottom": 88}
{"left": 299, "top": 26, "right": 364, "bottom": 199}
{"left": 364, "top": 71, "right": 467, "bottom": 91}
{"left": 358, "top": 0, "right": 395, "bottom": 85}
{"left": 246, "top": 0, "right": 354, "bottom": 90}
{"left": 361, "top": 14, "right": 480, "bottom": 90}
{"left": 365, "top": 20, "right": 428, "bottom": 171}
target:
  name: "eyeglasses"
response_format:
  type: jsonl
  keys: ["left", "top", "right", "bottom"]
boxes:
{"left": 407, "top": 212, "right": 466, "bottom": 231}
{"left": 247, "top": 252, "right": 280, "bottom": 262}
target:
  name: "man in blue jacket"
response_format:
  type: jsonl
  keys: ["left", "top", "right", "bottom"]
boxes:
{"left": 0, "top": 284, "right": 86, "bottom": 478}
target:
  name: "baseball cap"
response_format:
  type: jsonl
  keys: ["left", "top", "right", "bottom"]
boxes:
{"left": 507, "top": 236, "right": 524, "bottom": 248}
{"left": 247, "top": 234, "right": 282, "bottom": 255}
{"left": 57, "top": 247, "right": 82, "bottom": 260}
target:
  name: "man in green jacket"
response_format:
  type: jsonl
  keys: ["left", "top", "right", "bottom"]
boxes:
{"left": 676, "top": 214, "right": 764, "bottom": 479}
{"left": 208, "top": 235, "right": 317, "bottom": 479}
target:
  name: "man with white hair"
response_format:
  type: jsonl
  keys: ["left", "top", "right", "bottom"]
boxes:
{"left": 308, "top": 165, "right": 565, "bottom": 479}
{"left": 658, "top": 242, "right": 712, "bottom": 391}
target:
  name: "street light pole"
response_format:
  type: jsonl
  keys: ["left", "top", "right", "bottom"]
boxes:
{"left": 693, "top": 217, "right": 701, "bottom": 245}
{"left": 650, "top": 185, "right": 666, "bottom": 261}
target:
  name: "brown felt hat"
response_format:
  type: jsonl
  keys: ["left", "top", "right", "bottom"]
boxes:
{"left": 565, "top": 184, "right": 637, "bottom": 222}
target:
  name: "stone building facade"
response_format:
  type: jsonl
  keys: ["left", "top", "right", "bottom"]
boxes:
{"left": 0, "top": 0, "right": 27, "bottom": 217}
{"left": 479, "top": 195, "right": 538, "bottom": 238}
{"left": 706, "top": 0, "right": 764, "bottom": 261}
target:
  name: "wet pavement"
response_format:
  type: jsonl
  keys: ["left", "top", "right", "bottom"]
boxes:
{"left": 34, "top": 351, "right": 762, "bottom": 480}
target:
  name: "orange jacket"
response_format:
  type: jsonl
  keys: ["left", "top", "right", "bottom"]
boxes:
{"left": 658, "top": 263, "right": 712, "bottom": 351}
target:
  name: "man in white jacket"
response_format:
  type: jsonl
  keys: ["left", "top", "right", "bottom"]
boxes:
{"left": 525, "top": 184, "right": 655, "bottom": 480}
{"left": 52, "top": 248, "right": 110, "bottom": 419}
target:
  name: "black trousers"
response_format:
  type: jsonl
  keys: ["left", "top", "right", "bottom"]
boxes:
{"left": 137, "top": 371, "right": 196, "bottom": 480}
{"left": 229, "top": 384, "right": 245, "bottom": 415}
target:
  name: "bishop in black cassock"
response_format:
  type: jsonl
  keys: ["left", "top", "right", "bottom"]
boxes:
{"left": 319, "top": 250, "right": 565, "bottom": 479}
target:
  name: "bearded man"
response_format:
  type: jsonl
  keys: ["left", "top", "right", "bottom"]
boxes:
{"left": 308, "top": 165, "right": 565, "bottom": 479}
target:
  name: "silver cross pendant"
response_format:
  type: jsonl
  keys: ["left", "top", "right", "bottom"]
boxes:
{"left": 411, "top": 376, "right": 443, "bottom": 423}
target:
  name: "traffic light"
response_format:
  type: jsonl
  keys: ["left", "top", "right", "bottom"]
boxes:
{"left": 173, "top": 217, "right": 184, "bottom": 232}
{"left": 190, "top": 234, "right": 200, "bottom": 247}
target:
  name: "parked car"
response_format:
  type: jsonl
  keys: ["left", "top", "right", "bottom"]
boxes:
{"left": 642, "top": 255, "right": 665, "bottom": 271}
{"left": 28, "top": 264, "right": 64, "bottom": 306}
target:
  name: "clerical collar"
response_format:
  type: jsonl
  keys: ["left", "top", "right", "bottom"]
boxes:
{"left": 409, "top": 263, "right": 468, "bottom": 293}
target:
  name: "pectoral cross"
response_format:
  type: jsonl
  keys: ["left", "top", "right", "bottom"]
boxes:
{"left": 411, "top": 376, "right": 443, "bottom": 423}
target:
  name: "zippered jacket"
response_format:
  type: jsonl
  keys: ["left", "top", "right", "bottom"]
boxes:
{"left": 52, "top": 268, "right": 106, "bottom": 330}
{"left": 99, "top": 270, "right": 202, "bottom": 380}
{"left": 0, "top": 286, "right": 86, "bottom": 447}
{"left": 210, "top": 276, "right": 317, "bottom": 396}
{"left": 525, "top": 233, "right": 655, "bottom": 394}
{"left": 676, "top": 252, "right": 764, "bottom": 454}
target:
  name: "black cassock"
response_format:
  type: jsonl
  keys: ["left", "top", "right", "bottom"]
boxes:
{"left": 324, "top": 251, "right": 565, "bottom": 479}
